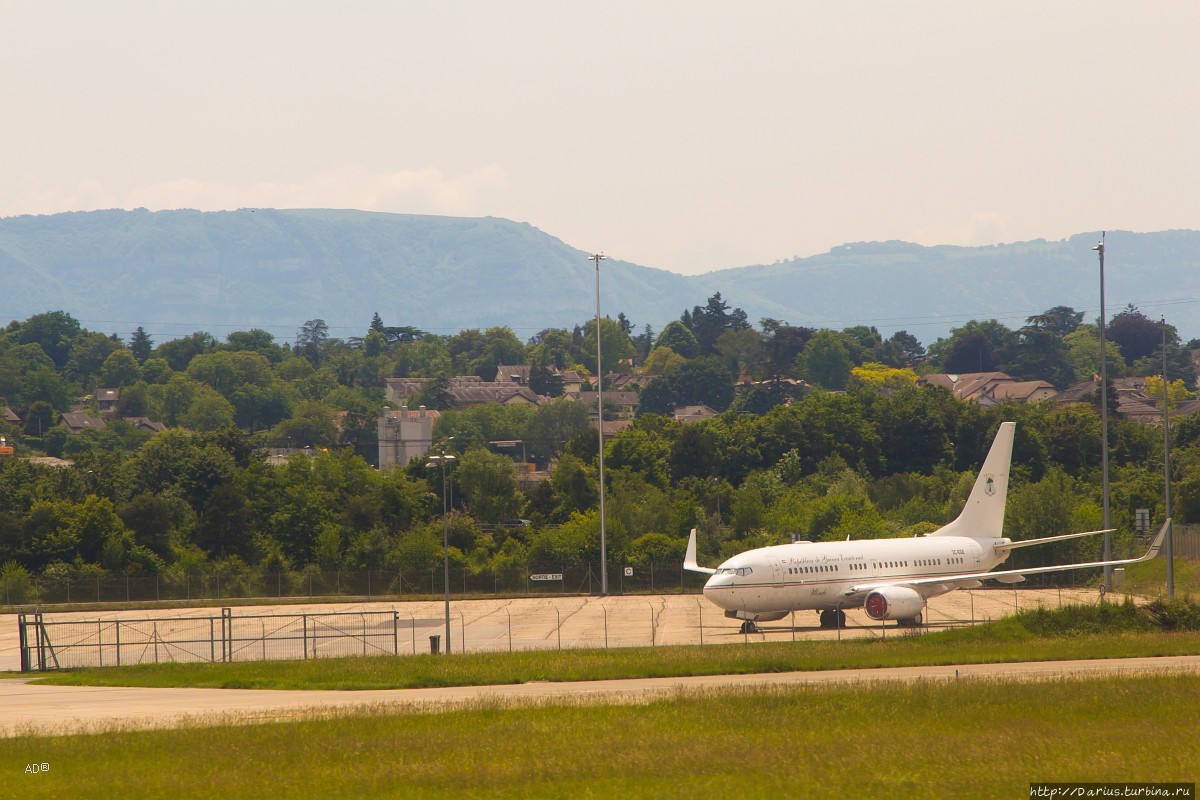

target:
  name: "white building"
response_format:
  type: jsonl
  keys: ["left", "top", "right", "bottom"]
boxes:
{"left": 377, "top": 405, "right": 440, "bottom": 468}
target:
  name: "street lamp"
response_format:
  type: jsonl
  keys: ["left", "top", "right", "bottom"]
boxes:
{"left": 1094, "top": 233, "right": 1112, "bottom": 591}
{"left": 588, "top": 253, "right": 609, "bottom": 595}
{"left": 426, "top": 440, "right": 456, "bottom": 653}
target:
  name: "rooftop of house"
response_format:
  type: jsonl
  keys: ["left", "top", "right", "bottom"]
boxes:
{"left": 58, "top": 412, "right": 107, "bottom": 432}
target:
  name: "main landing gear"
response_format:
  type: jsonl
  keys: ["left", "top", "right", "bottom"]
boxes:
{"left": 739, "top": 620, "right": 759, "bottom": 634}
{"left": 818, "top": 609, "right": 847, "bottom": 629}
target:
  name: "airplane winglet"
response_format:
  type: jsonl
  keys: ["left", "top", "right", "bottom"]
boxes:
{"left": 684, "top": 528, "right": 716, "bottom": 574}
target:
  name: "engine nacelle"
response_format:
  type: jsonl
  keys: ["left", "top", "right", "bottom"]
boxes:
{"left": 863, "top": 586, "right": 924, "bottom": 621}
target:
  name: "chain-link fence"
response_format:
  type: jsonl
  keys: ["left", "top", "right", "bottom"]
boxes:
{"left": 2, "top": 562, "right": 710, "bottom": 607}
{"left": 17, "top": 608, "right": 406, "bottom": 671}
{"left": 15, "top": 586, "right": 1105, "bottom": 672}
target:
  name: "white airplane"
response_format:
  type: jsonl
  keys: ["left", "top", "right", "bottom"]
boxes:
{"left": 685, "top": 421, "right": 1169, "bottom": 633}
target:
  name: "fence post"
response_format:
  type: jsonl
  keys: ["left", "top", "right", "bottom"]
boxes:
{"left": 17, "top": 614, "right": 28, "bottom": 672}
{"left": 115, "top": 620, "right": 121, "bottom": 666}
{"left": 650, "top": 561, "right": 654, "bottom": 592}
{"left": 221, "top": 607, "right": 232, "bottom": 662}
{"left": 649, "top": 603, "right": 655, "bottom": 647}
{"left": 556, "top": 607, "right": 561, "bottom": 650}
{"left": 410, "top": 612, "right": 416, "bottom": 655}
{"left": 156, "top": 574, "right": 159, "bottom": 602}
{"left": 460, "top": 610, "right": 466, "bottom": 653}
{"left": 603, "top": 604, "right": 608, "bottom": 649}
{"left": 98, "top": 621, "right": 103, "bottom": 667}
{"left": 697, "top": 600, "right": 703, "bottom": 645}
{"left": 302, "top": 614, "right": 308, "bottom": 659}
{"left": 393, "top": 611, "right": 399, "bottom": 655}
{"left": 210, "top": 618, "right": 215, "bottom": 663}
{"left": 506, "top": 609, "right": 512, "bottom": 652}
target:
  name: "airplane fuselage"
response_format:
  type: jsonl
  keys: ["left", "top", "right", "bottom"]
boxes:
{"left": 703, "top": 535, "right": 1010, "bottom": 617}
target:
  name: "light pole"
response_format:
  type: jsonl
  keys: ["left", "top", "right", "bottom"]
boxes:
{"left": 426, "top": 441, "right": 456, "bottom": 652}
{"left": 588, "top": 252, "right": 609, "bottom": 595}
{"left": 1094, "top": 233, "right": 1112, "bottom": 591}
{"left": 1162, "top": 318, "right": 1174, "bottom": 598}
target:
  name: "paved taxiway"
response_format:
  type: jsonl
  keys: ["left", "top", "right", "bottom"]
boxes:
{"left": 0, "top": 587, "right": 1106, "bottom": 672}
{"left": 2, "top": 655, "right": 1197, "bottom": 737}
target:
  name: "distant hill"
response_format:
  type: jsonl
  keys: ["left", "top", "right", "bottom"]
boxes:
{"left": 0, "top": 209, "right": 1196, "bottom": 345}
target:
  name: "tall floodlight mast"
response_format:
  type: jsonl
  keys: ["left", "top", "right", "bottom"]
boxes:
{"left": 1162, "top": 318, "right": 1174, "bottom": 598}
{"left": 589, "top": 253, "right": 609, "bottom": 595}
{"left": 1094, "top": 233, "right": 1112, "bottom": 592}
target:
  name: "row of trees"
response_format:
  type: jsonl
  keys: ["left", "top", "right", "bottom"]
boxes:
{"left": 1, "top": 300, "right": 1197, "bottom": 588}
{"left": 3, "top": 384, "right": 1198, "bottom": 585}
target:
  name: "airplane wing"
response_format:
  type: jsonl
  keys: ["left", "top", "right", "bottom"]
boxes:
{"left": 844, "top": 520, "right": 1168, "bottom": 599}
{"left": 683, "top": 528, "right": 716, "bottom": 574}
{"left": 992, "top": 528, "right": 1112, "bottom": 554}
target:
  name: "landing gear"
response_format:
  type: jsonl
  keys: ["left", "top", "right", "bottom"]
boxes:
{"left": 739, "top": 620, "right": 759, "bottom": 634}
{"left": 818, "top": 609, "right": 847, "bottom": 629}
{"left": 897, "top": 613, "right": 923, "bottom": 628}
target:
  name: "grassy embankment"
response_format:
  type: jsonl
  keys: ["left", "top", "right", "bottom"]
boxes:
{"left": 29, "top": 598, "right": 1200, "bottom": 690}
{"left": 2, "top": 675, "right": 1196, "bottom": 799}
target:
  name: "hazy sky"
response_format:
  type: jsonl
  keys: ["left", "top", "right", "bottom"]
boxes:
{"left": 3, "top": 2, "right": 1197, "bottom": 275}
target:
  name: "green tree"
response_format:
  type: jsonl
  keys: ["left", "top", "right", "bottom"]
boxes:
{"left": 454, "top": 447, "right": 522, "bottom": 523}
{"left": 580, "top": 318, "right": 635, "bottom": 377}
{"left": 655, "top": 321, "right": 699, "bottom": 359}
{"left": 99, "top": 349, "right": 142, "bottom": 388}
{"left": 669, "top": 357, "right": 735, "bottom": 411}
{"left": 65, "top": 333, "right": 123, "bottom": 385}
{"left": 16, "top": 311, "right": 81, "bottom": 369}
{"left": 797, "top": 330, "right": 853, "bottom": 390}
{"left": 523, "top": 398, "right": 591, "bottom": 458}
{"left": 155, "top": 332, "right": 216, "bottom": 371}
{"left": 129, "top": 327, "right": 153, "bottom": 363}
{"left": 1064, "top": 325, "right": 1126, "bottom": 380}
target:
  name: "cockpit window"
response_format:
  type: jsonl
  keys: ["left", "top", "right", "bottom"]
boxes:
{"left": 737, "top": 567, "right": 753, "bottom": 576}
{"left": 715, "top": 566, "right": 753, "bottom": 576}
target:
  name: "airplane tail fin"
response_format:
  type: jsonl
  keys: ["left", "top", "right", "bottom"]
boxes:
{"left": 929, "top": 421, "right": 1015, "bottom": 540}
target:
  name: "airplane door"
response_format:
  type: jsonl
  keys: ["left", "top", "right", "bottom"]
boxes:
{"left": 770, "top": 556, "right": 784, "bottom": 586}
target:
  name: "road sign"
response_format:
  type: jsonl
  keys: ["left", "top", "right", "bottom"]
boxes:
{"left": 624, "top": 567, "right": 633, "bottom": 577}
{"left": 529, "top": 573, "right": 563, "bottom": 581}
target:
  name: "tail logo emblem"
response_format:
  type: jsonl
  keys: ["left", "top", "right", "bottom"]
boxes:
{"left": 984, "top": 476, "right": 996, "bottom": 496}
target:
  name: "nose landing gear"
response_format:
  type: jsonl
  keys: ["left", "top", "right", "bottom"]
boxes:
{"left": 738, "top": 620, "right": 759, "bottom": 634}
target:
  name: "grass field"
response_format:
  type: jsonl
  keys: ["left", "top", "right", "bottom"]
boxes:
{"left": 1122, "top": 554, "right": 1200, "bottom": 598}
{"left": 3, "top": 675, "right": 1195, "bottom": 799}
{"left": 29, "top": 599, "right": 1200, "bottom": 691}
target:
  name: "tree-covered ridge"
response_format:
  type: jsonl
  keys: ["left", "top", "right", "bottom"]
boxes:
{"left": 1, "top": 209, "right": 1197, "bottom": 344}
{"left": 1, "top": 300, "right": 1198, "bottom": 588}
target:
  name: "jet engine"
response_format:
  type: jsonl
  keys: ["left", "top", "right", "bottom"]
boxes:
{"left": 863, "top": 587, "right": 924, "bottom": 621}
